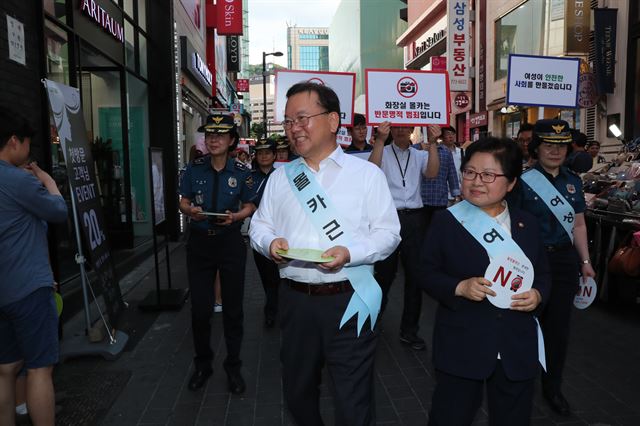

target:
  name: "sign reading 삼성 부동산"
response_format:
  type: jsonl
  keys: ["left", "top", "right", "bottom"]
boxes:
{"left": 507, "top": 54, "right": 580, "bottom": 108}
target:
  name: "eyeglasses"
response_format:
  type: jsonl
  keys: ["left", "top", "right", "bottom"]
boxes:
{"left": 282, "top": 111, "right": 329, "bottom": 129}
{"left": 462, "top": 169, "right": 506, "bottom": 183}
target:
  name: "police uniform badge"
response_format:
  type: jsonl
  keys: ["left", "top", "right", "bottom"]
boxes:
{"left": 195, "top": 190, "right": 204, "bottom": 205}
{"left": 566, "top": 183, "right": 576, "bottom": 194}
{"left": 245, "top": 175, "right": 254, "bottom": 189}
{"left": 228, "top": 177, "right": 238, "bottom": 188}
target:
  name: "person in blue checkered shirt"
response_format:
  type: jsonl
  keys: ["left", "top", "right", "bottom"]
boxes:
{"left": 413, "top": 125, "right": 461, "bottom": 226}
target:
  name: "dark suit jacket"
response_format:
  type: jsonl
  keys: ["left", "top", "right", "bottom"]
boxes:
{"left": 420, "top": 205, "right": 551, "bottom": 381}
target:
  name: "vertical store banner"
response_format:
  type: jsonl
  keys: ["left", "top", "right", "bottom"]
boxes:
{"left": 365, "top": 69, "right": 450, "bottom": 126}
{"left": 594, "top": 8, "right": 617, "bottom": 94}
{"left": 44, "top": 79, "right": 125, "bottom": 327}
{"left": 216, "top": 0, "right": 243, "bottom": 35}
{"left": 226, "top": 35, "right": 240, "bottom": 72}
{"left": 564, "top": 0, "right": 591, "bottom": 56}
{"left": 447, "top": 0, "right": 470, "bottom": 91}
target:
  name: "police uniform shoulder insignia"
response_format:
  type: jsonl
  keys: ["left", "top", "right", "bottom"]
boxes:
{"left": 228, "top": 177, "right": 238, "bottom": 188}
{"left": 245, "top": 175, "right": 254, "bottom": 189}
{"left": 234, "top": 161, "right": 249, "bottom": 171}
{"left": 193, "top": 155, "right": 209, "bottom": 165}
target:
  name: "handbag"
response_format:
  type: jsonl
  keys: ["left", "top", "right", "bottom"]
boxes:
{"left": 608, "top": 233, "right": 640, "bottom": 277}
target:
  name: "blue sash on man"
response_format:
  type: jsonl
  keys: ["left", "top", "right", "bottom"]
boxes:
{"left": 448, "top": 200, "right": 546, "bottom": 370}
{"left": 284, "top": 159, "right": 382, "bottom": 335}
{"left": 521, "top": 169, "right": 575, "bottom": 243}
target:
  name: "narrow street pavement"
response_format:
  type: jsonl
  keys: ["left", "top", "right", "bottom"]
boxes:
{"left": 51, "top": 242, "right": 640, "bottom": 426}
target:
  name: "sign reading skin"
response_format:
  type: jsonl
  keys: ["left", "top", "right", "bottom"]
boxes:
{"left": 507, "top": 54, "right": 581, "bottom": 108}
{"left": 365, "top": 69, "right": 450, "bottom": 126}
{"left": 274, "top": 70, "right": 356, "bottom": 126}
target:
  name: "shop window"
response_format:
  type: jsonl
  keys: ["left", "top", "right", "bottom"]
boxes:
{"left": 125, "top": 20, "right": 135, "bottom": 71}
{"left": 45, "top": 20, "right": 69, "bottom": 85}
{"left": 78, "top": 59, "right": 129, "bottom": 247}
{"left": 44, "top": 0, "right": 67, "bottom": 24}
{"left": 138, "top": 0, "right": 147, "bottom": 31}
{"left": 494, "top": 0, "right": 545, "bottom": 80}
{"left": 139, "top": 34, "right": 148, "bottom": 78}
{"left": 123, "top": 0, "right": 134, "bottom": 18}
{"left": 126, "top": 74, "right": 152, "bottom": 243}
{"left": 45, "top": 19, "right": 76, "bottom": 282}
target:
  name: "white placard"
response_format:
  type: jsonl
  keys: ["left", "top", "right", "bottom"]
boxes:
{"left": 7, "top": 15, "right": 25, "bottom": 65}
{"left": 484, "top": 253, "right": 534, "bottom": 309}
{"left": 274, "top": 70, "right": 356, "bottom": 126}
{"left": 574, "top": 277, "right": 597, "bottom": 309}
{"left": 365, "top": 69, "right": 450, "bottom": 126}
{"left": 447, "top": 0, "right": 470, "bottom": 91}
{"left": 336, "top": 127, "right": 352, "bottom": 148}
{"left": 507, "top": 54, "right": 580, "bottom": 108}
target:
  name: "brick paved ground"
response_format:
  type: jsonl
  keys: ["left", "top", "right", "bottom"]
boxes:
{"left": 54, "top": 242, "right": 640, "bottom": 426}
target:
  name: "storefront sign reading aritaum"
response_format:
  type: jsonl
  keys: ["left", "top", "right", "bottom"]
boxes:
{"left": 79, "top": 0, "right": 124, "bottom": 44}
{"left": 193, "top": 52, "right": 213, "bottom": 87}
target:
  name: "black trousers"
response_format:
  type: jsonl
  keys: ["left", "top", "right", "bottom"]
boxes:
{"left": 540, "top": 246, "right": 579, "bottom": 395}
{"left": 423, "top": 205, "right": 447, "bottom": 229}
{"left": 280, "top": 283, "right": 378, "bottom": 426}
{"left": 374, "top": 209, "right": 427, "bottom": 334}
{"left": 186, "top": 230, "right": 246, "bottom": 371}
{"left": 252, "top": 249, "right": 280, "bottom": 319}
{"left": 429, "top": 364, "right": 535, "bottom": 426}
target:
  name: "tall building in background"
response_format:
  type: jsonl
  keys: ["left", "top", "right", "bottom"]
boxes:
{"left": 329, "top": 0, "right": 407, "bottom": 111}
{"left": 249, "top": 74, "right": 284, "bottom": 136}
{"left": 287, "top": 26, "right": 330, "bottom": 71}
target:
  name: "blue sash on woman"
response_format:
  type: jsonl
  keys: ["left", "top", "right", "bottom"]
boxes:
{"left": 448, "top": 200, "right": 546, "bottom": 370}
{"left": 284, "top": 160, "right": 381, "bottom": 336}
{"left": 521, "top": 168, "right": 575, "bottom": 243}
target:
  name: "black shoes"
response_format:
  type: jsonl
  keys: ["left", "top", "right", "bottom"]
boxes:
{"left": 544, "top": 391, "right": 571, "bottom": 416}
{"left": 188, "top": 368, "right": 212, "bottom": 391}
{"left": 400, "top": 332, "right": 427, "bottom": 351}
{"left": 224, "top": 365, "right": 246, "bottom": 394}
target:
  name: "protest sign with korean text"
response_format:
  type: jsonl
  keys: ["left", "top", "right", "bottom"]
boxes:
{"left": 447, "top": 0, "right": 470, "bottom": 91}
{"left": 274, "top": 70, "right": 356, "bottom": 126}
{"left": 507, "top": 54, "right": 580, "bottom": 108}
{"left": 365, "top": 69, "right": 450, "bottom": 126}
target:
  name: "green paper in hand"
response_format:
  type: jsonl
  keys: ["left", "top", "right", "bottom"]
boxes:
{"left": 275, "top": 248, "right": 335, "bottom": 263}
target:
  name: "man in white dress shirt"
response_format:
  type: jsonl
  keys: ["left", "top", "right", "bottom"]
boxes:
{"left": 368, "top": 124, "right": 439, "bottom": 351}
{"left": 250, "top": 82, "right": 400, "bottom": 425}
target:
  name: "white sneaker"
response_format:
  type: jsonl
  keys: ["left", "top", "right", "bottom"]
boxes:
{"left": 214, "top": 303, "right": 223, "bottom": 313}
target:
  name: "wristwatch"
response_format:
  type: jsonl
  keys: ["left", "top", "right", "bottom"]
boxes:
{"left": 581, "top": 259, "right": 590, "bottom": 264}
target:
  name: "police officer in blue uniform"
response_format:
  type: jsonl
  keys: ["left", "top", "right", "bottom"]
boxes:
{"left": 249, "top": 138, "right": 280, "bottom": 327}
{"left": 508, "top": 119, "right": 596, "bottom": 416}
{"left": 179, "top": 113, "right": 256, "bottom": 393}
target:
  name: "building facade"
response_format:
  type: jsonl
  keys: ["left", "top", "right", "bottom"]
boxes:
{"left": 287, "top": 26, "right": 329, "bottom": 71}
{"left": 329, "top": 0, "right": 407, "bottom": 112}
{"left": 0, "top": 0, "right": 244, "bottom": 316}
{"left": 248, "top": 73, "right": 284, "bottom": 136}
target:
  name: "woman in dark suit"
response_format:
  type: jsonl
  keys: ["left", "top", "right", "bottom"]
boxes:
{"left": 421, "top": 137, "right": 551, "bottom": 425}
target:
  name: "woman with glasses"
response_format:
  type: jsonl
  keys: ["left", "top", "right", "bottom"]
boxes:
{"left": 420, "top": 137, "right": 551, "bottom": 425}
{"left": 508, "top": 119, "right": 596, "bottom": 417}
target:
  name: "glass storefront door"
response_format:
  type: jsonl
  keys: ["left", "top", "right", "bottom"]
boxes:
{"left": 79, "top": 44, "right": 132, "bottom": 248}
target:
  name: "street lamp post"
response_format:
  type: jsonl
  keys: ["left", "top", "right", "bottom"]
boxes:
{"left": 262, "top": 51, "right": 283, "bottom": 139}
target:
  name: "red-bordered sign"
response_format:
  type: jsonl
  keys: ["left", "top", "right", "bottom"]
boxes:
{"left": 274, "top": 70, "right": 357, "bottom": 126}
{"left": 365, "top": 68, "right": 450, "bottom": 127}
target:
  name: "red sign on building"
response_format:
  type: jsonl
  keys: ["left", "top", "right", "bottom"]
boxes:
{"left": 236, "top": 79, "right": 249, "bottom": 92}
{"left": 216, "top": 0, "right": 243, "bottom": 35}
